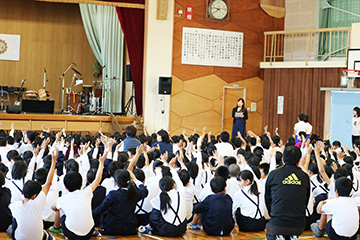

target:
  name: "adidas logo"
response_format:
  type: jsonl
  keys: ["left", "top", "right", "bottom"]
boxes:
{"left": 282, "top": 173, "right": 301, "bottom": 185}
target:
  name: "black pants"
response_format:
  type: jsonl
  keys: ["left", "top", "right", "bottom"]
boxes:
{"left": 326, "top": 220, "right": 358, "bottom": 240}
{"left": 266, "top": 222, "right": 304, "bottom": 240}
{"left": 352, "top": 135, "right": 360, "bottom": 147}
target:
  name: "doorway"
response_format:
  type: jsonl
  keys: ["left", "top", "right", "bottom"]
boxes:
{"left": 222, "top": 86, "right": 246, "bottom": 135}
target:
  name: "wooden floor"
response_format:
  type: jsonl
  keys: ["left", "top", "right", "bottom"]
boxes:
{"left": 0, "top": 230, "right": 326, "bottom": 240}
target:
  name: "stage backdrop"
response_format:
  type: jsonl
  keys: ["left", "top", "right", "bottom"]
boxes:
{"left": 170, "top": 0, "right": 284, "bottom": 136}
{"left": 0, "top": 0, "right": 97, "bottom": 110}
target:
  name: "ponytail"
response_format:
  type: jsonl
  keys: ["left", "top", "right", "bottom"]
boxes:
{"left": 114, "top": 169, "right": 137, "bottom": 204}
{"left": 159, "top": 176, "right": 175, "bottom": 214}
{"left": 237, "top": 170, "right": 259, "bottom": 196}
{"left": 127, "top": 181, "right": 137, "bottom": 204}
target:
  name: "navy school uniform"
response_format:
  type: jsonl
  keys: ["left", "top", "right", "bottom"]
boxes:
{"left": 92, "top": 181, "right": 148, "bottom": 235}
{"left": 149, "top": 191, "right": 187, "bottom": 237}
{"left": 0, "top": 187, "right": 12, "bottom": 232}
{"left": 193, "top": 193, "right": 234, "bottom": 236}
{"left": 90, "top": 185, "right": 106, "bottom": 227}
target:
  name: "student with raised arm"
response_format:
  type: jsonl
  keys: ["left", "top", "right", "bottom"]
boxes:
{"left": 9, "top": 149, "right": 58, "bottom": 240}
{"left": 51, "top": 152, "right": 108, "bottom": 239}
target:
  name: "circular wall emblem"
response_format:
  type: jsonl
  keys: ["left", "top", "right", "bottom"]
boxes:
{"left": 0, "top": 39, "right": 8, "bottom": 54}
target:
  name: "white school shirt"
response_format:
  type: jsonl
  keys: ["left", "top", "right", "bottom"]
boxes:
{"left": 215, "top": 142, "right": 234, "bottom": 157}
{"left": 101, "top": 177, "right": 119, "bottom": 196}
{"left": 150, "top": 169, "right": 187, "bottom": 226}
{"left": 226, "top": 177, "right": 240, "bottom": 200}
{"left": 184, "top": 183, "right": 196, "bottom": 220}
{"left": 135, "top": 180, "right": 158, "bottom": 215}
{"left": 43, "top": 180, "right": 59, "bottom": 222}
{"left": 10, "top": 191, "right": 46, "bottom": 240}
{"left": 0, "top": 146, "right": 11, "bottom": 167}
{"left": 321, "top": 197, "right": 359, "bottom": 237}
{"left": 294, "top": 121, "right": 307, "bottom": 135}
{"left": 352, "top": 117, "right": 360, "bottom": 136}
{"left": 232, "top": 186, "right": 265, "bottom": 219}
{"left": 305, "top": 122, "right": 313, "bottom": 134}
{"left": 56, "top": 186, "right": 94, "bottom": 236}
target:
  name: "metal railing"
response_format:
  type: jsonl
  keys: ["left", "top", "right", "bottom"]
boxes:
{"left": 263, "top": 27, "right": 351, "bottom": 65}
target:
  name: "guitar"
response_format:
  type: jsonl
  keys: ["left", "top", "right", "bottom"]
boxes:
{"left": 14, "top": 79, "right": 26, "bottom": 106}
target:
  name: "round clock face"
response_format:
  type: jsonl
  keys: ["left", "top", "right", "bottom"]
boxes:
{"left": 210, "top": 0, "right": 228, "bottom": 20}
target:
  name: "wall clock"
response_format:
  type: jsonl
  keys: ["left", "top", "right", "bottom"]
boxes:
{"left": 206, "top": 0, "right": 230, "bottom": 21}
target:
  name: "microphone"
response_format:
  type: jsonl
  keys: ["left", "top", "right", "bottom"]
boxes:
{"left": 72, "top": 62, "right": 77, "bottom": 67}
{"left": 44, "top": 67, "right": 46, "bottom": 73}
{"left": 101, "top": 64, "right": 106, "bottom": 69}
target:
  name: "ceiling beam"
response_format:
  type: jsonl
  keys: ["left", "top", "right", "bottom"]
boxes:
{"left": 35, "top": 0, "right": 145, "bottom": 9}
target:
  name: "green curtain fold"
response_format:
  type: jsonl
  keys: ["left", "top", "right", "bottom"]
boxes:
{"left": 79, "top": 4, "right": 124, "bottom": 113}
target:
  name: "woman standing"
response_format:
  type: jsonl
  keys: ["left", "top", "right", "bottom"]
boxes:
{"left": 232, "top": 98, "right": 248, "bottom": 138}
{"left": 352, "top": 107, "right": 360, "bottom": 147}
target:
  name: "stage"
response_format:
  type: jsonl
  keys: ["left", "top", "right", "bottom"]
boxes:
{"left": 0, "top": 113, "right": 142, "bottom": 135}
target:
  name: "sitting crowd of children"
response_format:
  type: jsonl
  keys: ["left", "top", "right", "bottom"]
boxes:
{"left": 0, "top": 113, "right": 359, "bottom": 240}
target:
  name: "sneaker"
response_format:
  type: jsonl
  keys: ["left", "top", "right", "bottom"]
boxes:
{"left": 48, "top": 226, "right": 63, "bottom": 234}
{"left": 92, "top": 230, "right": 102, "bottom": 237}
{"left": 311, "top": 222, "right": 325, "bottom": 237}
{"left": 275, "top": 235, "right": 285, "bottom": 240}
{"left": 47, "top": 232, "right": 54, "bottom": 240}
{"left": 138, "top": 225, "right": 151, "bottom": 234}
{"left": 188, "top": 223, "right": 201, "bottom": 230}
{"left": 290, "top": 235, "right": 299, "bottom": 240}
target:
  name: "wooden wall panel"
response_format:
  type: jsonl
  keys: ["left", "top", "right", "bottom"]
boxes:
{"left": 0, "top": 0, "right": 97, "bottom": 110}
{"left": 170, "top": 0, "right": 283, "bottom": 136}
{"left": 262, "top": 68, "right": 343, "bottom": 140}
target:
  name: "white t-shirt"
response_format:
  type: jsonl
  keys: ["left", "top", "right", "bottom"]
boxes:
{"left": 226, "top": 177, "right": 240, "bottom": 200}
{"left": 215, "top": 142, "right": 234, "bottom": 157}
{"left": 10, "top": 191, "right": 46, "bottom": 240}
{"left": 184, "top": 183, "right": 196, "bottom": 220}
{"left": 43, "top": 181, "right": 59, "bottom": 222}
{"left": 305, "top": 122, "right": 313, "bottom": 135}
{"left": 56, "top": 186, "right": 94, "bottom": 236}
{"left": 352, "top": 117, "right": 360, "bottom": 136}
{"left": 101, "top": 177, "right": 119, "bottom": 196}
{"left": 321, "top": 197, "right": 359, "bottom": 237}
{"left": 294, "top": 121, "right": 307, "bottom": 135}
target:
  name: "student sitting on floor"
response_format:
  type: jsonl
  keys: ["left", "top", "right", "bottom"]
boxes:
{"left": 149, "top": 166, "right": 187, "bottom": 237}
{"left": 0, "top": 171, "right": 12, "bottom": 232}
{"left": 9, "top": 149, "right": 58, "bottom": 240}
{"left": 311, "top": 177, "right": 359, "bottom": 239}
{"left": 93, "top": 169, "right": 148, "bottom": 235}
{"left": 51, "top": 152, "right": 108, "bottom": 239}
{"left": 86, "top": 169, "right": 106, "bottom": 227}
{"left": 233, "top": 170, "right": 266, "bottom": 232}
{"left": 192, "top": 176, "right": 234, "bottom": 236}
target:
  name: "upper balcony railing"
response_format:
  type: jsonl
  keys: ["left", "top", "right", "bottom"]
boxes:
{"left": 263, "top": 27, "right": 352, "bottom": 65}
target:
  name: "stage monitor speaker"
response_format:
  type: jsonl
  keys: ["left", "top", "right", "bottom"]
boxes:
{"left": 158, "top": 77, "right": 172, "bottom": 95}
{"left": 6, "top": 105, "right": 22, "bottom": 114}
{"left": 126, "top": 64, "right": 133, "bottom": 82}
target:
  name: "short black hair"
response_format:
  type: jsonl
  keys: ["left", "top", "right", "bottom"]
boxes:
{"left": 224, "top": 156, "right": 236, "bottom": 167}
{"left": 86, "top": 168, "right": 97, "bottom": 183}
{"left": 283, "top": 146, "right": 301, "bottom": 165}
{"left": 332, "top": 141, "right": 341, "bottom": 147}
{"left": 11, "top": 161, "right": 27, "bottom": 180}
{"left": 157, "top": 130, "right": 170, "bottom": 143}
{"left": 65, "top": 159, "right": 79, "bottom": 173}
{"left": 125, "top": 125, "right": 137, "bottom": 138}
{"left": 133, "top": 168, "right": 145, "bottom": 182}
{"left": 335, "top": 176, "right": 352, "bottom": 197}
{"left": 220, "top": 131, "right": 230, "bottom": 143}
{"left": 7, "top": 150, "right": 19, "bottom": 162}
{"left": 259, "top": 163, "right": 270, "bottom": 175}
{"left": 185, "top": 162, "right": 199, "bottom": 180}
{"left": 108, "top": 161, "right": 122, "bottom": 177}
{"left": 298, "top": 113, "right": 306, "bottom": 121}
{"left": 210, "top": 176, "right": 226, "bottom": 193}
{"left": 127, "top": 148, "right": 136, "bottom": 156}
{"left": 64, "top": 171, "right": 83, "bottom": 192}
{"left": 0, "top": 162, "right": 7, "bottom": 175}
{"left": 153, "top": 159, "right": 164, "bottom": 170}
{"left": 34, "top": 168, "right": 49, "bottom": 185}
{"left": 23, "top": 180, "right": 41, "bottom": 199}
{"left": 178, "top": 169, "right": 190, "bottom": 186}
{"left": 26, "top": 131, "right": 36, "bottom": 142}
{"left": 215, "top": 165, "right": 229, "bottom": 181}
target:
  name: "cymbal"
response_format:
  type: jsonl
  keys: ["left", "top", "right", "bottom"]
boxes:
{"left": 71, "top": 68, "right": 82, "bottom": 76}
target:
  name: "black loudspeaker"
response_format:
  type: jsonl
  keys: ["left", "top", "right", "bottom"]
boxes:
{"left": 158, "top": 77, "right": 172, "bottom": 95}
{"left": 6, "top": 105, "right": 22, "bottom": 114}
{"left": 126, "top": 64, "right": 133, "bottom": 82}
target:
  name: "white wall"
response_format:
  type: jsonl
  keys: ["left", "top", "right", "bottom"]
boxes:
{"left": 143, "top": 0, "right": 174, "bottom": 133}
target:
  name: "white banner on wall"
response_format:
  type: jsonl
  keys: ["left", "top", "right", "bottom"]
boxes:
{"left": 0, "top": 34, "right": 21, "bottom": 61}
{"left": 181, "top": 27, "right": 243, "bottom": 68}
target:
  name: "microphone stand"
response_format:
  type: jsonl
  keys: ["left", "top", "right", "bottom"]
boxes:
{"left": 58, "top": 62, "right": 75, "bottom": 111}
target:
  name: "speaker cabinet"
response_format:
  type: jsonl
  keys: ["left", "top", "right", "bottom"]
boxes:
{"left": 6, "top": 105, "right": 22, "bottom": 114}
{"left": 126, "top": 64, "right": 133, "bottom": 82}
{"left": 158, "top": 77, "right": 172, "bottom": 95}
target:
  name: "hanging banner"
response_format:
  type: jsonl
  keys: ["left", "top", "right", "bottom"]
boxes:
{"left": 0, "top": 34, "right": 21, "bottom": 61}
